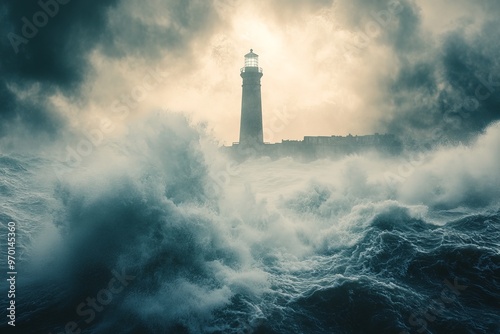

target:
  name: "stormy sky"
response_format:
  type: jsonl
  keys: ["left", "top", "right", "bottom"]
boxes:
{"left": 0, "top": 0, "right": 499, "bottom": 147}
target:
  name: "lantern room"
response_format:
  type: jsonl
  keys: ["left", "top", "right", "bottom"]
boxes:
{"left": 244, "top": 49, "right": 259, "bottom": 67}
{"left": 241, "top": 49, "right": 263, "bottom": 73}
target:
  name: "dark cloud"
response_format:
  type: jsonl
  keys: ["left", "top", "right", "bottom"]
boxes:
{"left": 383, "top": 9, "right": 500, "bottom": 145}
{"left": 0, "top": 0, "right": 122, "bottom": 138}
{"left": 1, "top": 0, "right": 122, "bottom": 85}
{"left": 0, "top": 0, "right": 223, "bottom": 141}
{"left": 334, "top": 0, "right": 499, "bottom": 145}
{"left": 98, "top": 0, "right": 221, "bottom": 60}
{"left": 322, "top": 0, "right": 500, "bottom": 144}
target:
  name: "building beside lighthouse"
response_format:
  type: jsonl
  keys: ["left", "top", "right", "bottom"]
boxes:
{"left": 226, "top": 49, "right": 402, "bottom": 159}
{"left": 239, "top": 49, "right": 264, "bottom": 147}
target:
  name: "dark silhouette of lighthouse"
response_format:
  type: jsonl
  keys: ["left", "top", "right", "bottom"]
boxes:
{"left": 239, "top": 49, "right": 263, "bottom": 146}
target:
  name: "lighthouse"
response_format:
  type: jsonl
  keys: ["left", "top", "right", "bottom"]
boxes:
{"left": 239, "top": 49, "right": 264, "bottom": 147}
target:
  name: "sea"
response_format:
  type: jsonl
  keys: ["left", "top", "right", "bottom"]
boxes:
{"left": 0, "top": 114, "right": 499, "bottom": 333}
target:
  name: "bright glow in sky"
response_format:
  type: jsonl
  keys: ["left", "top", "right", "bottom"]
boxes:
{"left": 76, "top": 1, "right": 397, "bottom": 145}
{"left": 12, "top": 0, "right": 493, "bottom": 147}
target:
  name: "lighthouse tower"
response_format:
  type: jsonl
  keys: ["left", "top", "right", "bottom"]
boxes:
{"left": 239, "top": 49, "right": 264, "bottom": 147}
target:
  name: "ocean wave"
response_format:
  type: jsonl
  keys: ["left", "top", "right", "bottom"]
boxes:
{"left": 1, "top": 115, "right": 499, "bottom": 333}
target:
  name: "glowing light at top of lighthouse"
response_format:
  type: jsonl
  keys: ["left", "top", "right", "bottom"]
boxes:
{"left": 244, "top": 49, "right": 259, "bottom": 67}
